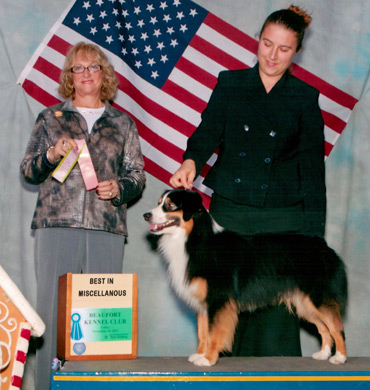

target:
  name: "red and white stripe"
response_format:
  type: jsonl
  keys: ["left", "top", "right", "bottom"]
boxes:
{"left": 0, "top": 266, "right": 45, "bottom": 388}
{"left": 9, "top": 324, "right": 31, "bottom": 390}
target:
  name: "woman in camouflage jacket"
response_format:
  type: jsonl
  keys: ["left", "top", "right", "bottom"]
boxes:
{"left": 20, "top": 42, "right": 145, "bottom": 390}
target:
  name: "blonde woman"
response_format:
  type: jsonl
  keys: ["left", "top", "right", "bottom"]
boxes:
{"left": 21, "top": 42, "right": 145, "bottom": 389}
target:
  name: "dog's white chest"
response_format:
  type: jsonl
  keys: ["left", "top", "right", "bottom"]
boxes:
{"left": 159, "top": 232, "right": 204, "bottom": 312}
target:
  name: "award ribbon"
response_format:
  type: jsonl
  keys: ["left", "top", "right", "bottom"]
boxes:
{"left": 51, "top": 139, "right": 98, "bottom": 191}
{"left": 75, "top": 139, "right": 99, "bottom": 190}
{"left": 70, "top": 312, "right": 83, "bottom": 341}
{"left": 51, "top": 144, "right": 82, "bottom": 183}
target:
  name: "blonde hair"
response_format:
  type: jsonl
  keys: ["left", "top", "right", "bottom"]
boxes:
{"left": 58, "top": 42, "right": 119, "bottom": 101}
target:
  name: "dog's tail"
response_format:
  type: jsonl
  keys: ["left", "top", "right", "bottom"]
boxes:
{"left": 328, "top": 258, "right": 348, "bottom": 315}
{"left": 311, "top": 245, "right": 348, "bottom": 316}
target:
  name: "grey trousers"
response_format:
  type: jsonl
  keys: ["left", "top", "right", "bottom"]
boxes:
{"left": 34, "top": 228, "right": 125, "bottom": 390}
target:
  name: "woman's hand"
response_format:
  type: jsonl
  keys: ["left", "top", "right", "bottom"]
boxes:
{"left": 97, "top": 179, "right": 120, "bottom": 200}
{"left": 46, "top": 137, "right": 78, "bottom": 163}
{"left": 169, "top": 159, "right": 196, "bottom": 190}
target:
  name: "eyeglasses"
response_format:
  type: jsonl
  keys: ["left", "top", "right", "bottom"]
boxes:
{"left": 70, "top": 64, "right": 102, "bottom": 74}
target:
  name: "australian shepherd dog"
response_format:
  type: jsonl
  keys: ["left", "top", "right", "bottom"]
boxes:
{"left": 144, "top": 189, "right": 348, "bottom": 367}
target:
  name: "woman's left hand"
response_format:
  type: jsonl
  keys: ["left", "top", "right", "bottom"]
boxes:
{"left": 97, "top": 179, "right": 120, "bottom": 200}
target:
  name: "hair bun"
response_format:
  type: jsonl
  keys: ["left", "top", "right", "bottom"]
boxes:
{"left": 288, "top": 4, "right": 312, "bottom": 28}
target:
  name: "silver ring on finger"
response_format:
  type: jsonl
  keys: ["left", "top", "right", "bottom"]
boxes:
{"left": 109, "top": 191, "right": 113, "bottom": 197}
{"left": 62, "top": 140, "right": 66, "bottom": 146}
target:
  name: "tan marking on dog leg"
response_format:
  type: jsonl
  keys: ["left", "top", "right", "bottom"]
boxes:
{"left": 189, "top": 277, "right": 208, "bottom": 302}
{"left": 317, "top": 303, "right": 347, "bottom": 364}
{"left": 286, "top": 292, "right": 346, "bottom": 363}
{"left": 195, "top": 300, "right": 238, "bottom": 366}
{"left": 189, "top": 311, "right": 209, "bottom": 363}
{"left": 295, "top": 296, "right": 333, "bottom": 355}
{"left": 188, "top": 278, "right": 208, "bottom": 363}
{"left": 196, "top": 311, "right": 209, "bottom": 354}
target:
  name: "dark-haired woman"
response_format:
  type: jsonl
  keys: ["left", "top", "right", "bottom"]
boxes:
{"left": 170, "top": 5, "right": 325, "bottom": 357}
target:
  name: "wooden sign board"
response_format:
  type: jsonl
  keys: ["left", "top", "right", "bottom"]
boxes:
{"left": 0, "top": 286, "right": 31, "bottom": 390}
{"left": 57, "top": 273, "right": 137, "bottom": 361}
{"left": 0, "top": 265, "right": 44, "bottom": 389}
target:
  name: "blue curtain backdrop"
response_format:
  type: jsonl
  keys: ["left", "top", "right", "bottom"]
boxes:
{"left": 0, "top": 1, "right": 369, "bottom": 389}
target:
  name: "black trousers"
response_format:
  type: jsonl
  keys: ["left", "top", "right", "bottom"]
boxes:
{"left": 232, "top": 306, "right": 302, "bottom": 356}
{"left": 210, "top": 194, "right": 304, "bottom": 357}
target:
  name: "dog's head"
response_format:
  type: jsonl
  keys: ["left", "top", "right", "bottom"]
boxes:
{"left": 143, "top": 189, "right": 204, "bottom": 235}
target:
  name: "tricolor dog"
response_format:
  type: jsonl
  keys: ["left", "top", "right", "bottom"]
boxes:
{"left": 144, "top": 189, "right": 348, "bottom": 366}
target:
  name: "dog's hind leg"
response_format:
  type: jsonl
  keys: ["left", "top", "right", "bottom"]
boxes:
{"left": 193, "top": 300, "right": 238, "bottom": 367}
{"left": 188, "top": 311, "right": 209, "bottom": 363}
{"left": 291, "top": 293, "right": 346, "bottom": 364}
{"left": 310, "top": 319, "right": 334, "bottom": 361}
{"left": 317, "top": 304, "right": 346, "bottom": 364}
{"left": 289, "top": 293, "right": 333, "bottom": 360}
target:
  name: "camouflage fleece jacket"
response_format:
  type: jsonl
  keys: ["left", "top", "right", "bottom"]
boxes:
{"left": 20, "top": 99, "right": 146, "bottom": 237}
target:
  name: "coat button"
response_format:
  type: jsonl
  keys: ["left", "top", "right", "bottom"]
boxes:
{"left": 244, "top": 125, "right": 249, "bottom": 132}
{"left": 239, "top": 152, "right": 246, "bottom": 157}
{"left": 235, "top": 178, "right": 241, "bottom": 183}
{"left": 264, "top": 157, "right": 271, "bottom": 164}
{"left": 269, "top": 130, "right": 276, "bottom": 137}
{"left": 261, "top": 184, "right": 268, "bottom": 190}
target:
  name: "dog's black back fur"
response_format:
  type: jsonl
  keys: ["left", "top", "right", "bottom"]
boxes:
{"left": 184, "top": 196, "right": 347, "bottom": 323}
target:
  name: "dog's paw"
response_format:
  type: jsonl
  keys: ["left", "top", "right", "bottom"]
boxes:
{"left": 188, "top": 353, "right": 205, "bottom": 363}
{"left": 329, "top": 352, "right": 347, "bottom": 365}
{"left": 312, "top": 345, "right": 331, "bottom": 361}
{"left": 193, "top": 357, "right": 212, "bottom": 367}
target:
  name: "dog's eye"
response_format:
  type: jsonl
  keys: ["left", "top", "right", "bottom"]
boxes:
{"left": 166, "top": 201, "right": 177, "bottom": 211}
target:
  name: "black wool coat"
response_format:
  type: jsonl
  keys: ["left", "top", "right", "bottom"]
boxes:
{"left": 183, "top": 64, "right": 326, "bottom": 235}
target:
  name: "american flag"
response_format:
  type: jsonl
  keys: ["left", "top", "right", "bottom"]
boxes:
{"left": 18, "top": 0, "right": 358, "bottom": 207}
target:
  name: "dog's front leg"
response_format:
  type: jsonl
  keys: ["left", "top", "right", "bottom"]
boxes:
{"left": 193, "top": 299, "right": 239, "bottom": 367}
{"left": 188, "top": 310, "right": 209, "bottom": 363}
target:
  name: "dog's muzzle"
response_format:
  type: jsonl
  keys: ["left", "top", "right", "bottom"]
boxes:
{"left": 143, "top": 212, "right": 180, "bottom": 233}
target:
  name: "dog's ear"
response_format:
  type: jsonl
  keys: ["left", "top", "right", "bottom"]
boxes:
{"left": 161, "top": 189, "right": 171, "bottom": 197}
{"left": 182, "top": 191, "right": 204, "bottom": 221}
